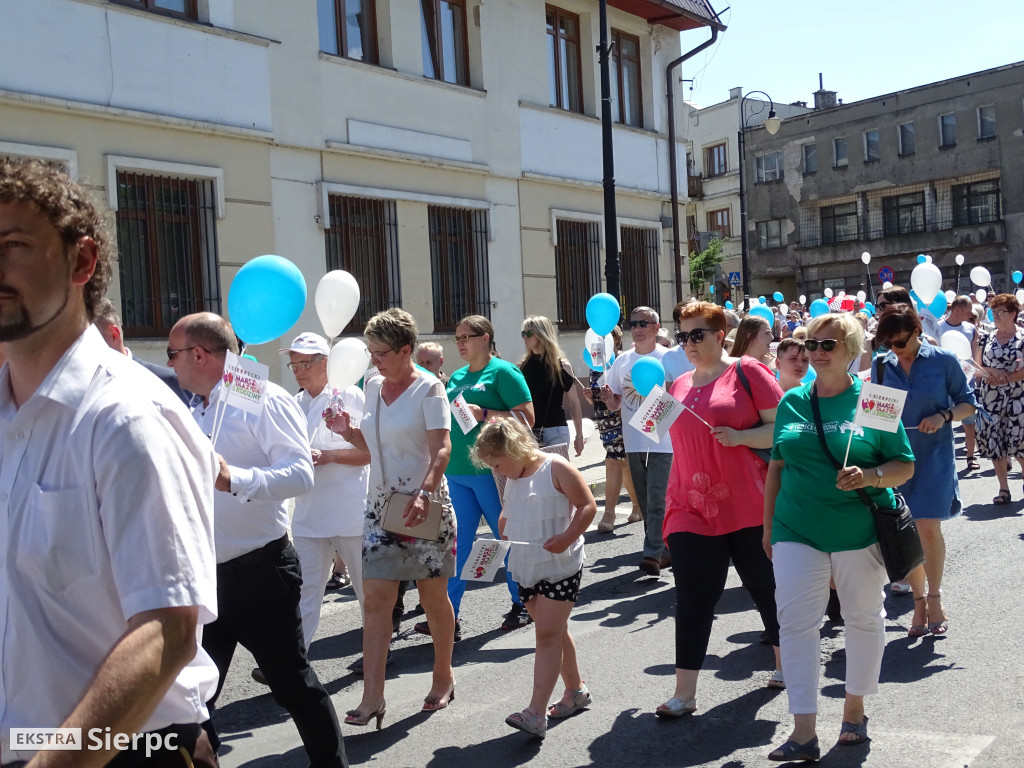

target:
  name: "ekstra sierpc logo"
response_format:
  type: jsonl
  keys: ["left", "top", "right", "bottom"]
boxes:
{"left": 10, "top": 728, "right": 178, "bottom": 755}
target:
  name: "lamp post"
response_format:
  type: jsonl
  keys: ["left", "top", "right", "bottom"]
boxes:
{"left": 737, "top": 91, "right": 781, "bottom": 312}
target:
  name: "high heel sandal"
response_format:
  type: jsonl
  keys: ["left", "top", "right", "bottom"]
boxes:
{"left": 345, "top": 700, "right": 386, "bottom": 730}
{"left": 907, "top": 596, "right": 929, "bottom": 637}
{"left": 926, "top": 593, "right": 949, "bottom": 635}
{"left": 597, "top": 509, "right": 616, "bottom": 533}
{"left": 422, "top": 681, "right": 456, "bottom": 711}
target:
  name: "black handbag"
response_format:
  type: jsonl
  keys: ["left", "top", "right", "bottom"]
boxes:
{"left": 810, "top": 387, "right": 924, "bottom": 582}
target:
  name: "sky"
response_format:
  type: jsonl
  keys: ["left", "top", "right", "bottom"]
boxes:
{"left": 679, "top": 1, "right": 1024, "bottom": 110}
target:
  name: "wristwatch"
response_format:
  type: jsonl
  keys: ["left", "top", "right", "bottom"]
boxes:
{"left": 414, "top": 488, "right": 431, "bottom": 500}
{"left": 874, "top": 468, "right": 884, "bottom": 487}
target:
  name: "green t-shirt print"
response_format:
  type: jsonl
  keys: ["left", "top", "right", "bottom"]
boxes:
{"left": 445, "top": 357, "right": 533, "bottom": 476}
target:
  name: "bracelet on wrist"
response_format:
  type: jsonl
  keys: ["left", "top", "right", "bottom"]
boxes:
{"left": 414, "top": 488, "right": 431, "bottom": 500}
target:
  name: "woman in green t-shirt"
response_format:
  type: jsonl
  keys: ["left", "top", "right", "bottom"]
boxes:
{"left": 764, "top": 312, "right": 915, "bottom": 762}
{"left": 413, "top": 315, "right": 536, "bottom": 639}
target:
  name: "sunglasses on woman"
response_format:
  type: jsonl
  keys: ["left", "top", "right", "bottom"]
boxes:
{"left": 521, "top": 330, "right": 534, "bottom": 338}
{"left": 884, "top": 335, "right": 914, "bottom": 349}
{"left": 675, "top": 328, "right": 714, "bottom": 345}
{"left": 804, "top": 338, "right": 840, "bottom": 352}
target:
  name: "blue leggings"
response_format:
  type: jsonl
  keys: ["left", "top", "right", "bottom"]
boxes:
{"left": 447, "top": 474, "right": 521, "bottom": 616}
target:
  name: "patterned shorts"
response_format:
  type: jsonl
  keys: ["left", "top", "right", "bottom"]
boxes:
{"left": 519, "top": 568, "right": 583, "bottom": 604}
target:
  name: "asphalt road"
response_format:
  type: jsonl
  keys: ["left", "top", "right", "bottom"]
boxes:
{"left": 215, "top": 433, "right": 1024, "bottom": 767}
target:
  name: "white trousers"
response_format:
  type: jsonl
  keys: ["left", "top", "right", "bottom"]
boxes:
{"left": 292, "top": 535, "right": 364, "bottom": 649}
{"left": 773, "top": 541, "right": 887, "bottom": 714}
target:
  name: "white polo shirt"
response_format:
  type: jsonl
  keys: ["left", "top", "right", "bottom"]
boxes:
{"left": 192, "top": 380, "right": 313, "bottom": 563}
{"left": 605, "top": 345, "right": 675, "bottom": 454}
{"left": 292, "top": 386, "right": 369, "bottom": 539}
{"left": 0, "top": 327, "right": 219, "bottom": 761}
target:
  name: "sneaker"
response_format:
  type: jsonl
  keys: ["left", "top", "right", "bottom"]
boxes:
{"left": 501, "top": 604, "right": 533, "bottom": 631}
{"left": 251, "top": 667, "right": 268, "bottom": 686}
{"left": 413, "top": 619, "right": 462, "bottom": 642}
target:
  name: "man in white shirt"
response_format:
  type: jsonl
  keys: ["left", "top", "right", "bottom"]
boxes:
{"left": 167, "top": 313, "right": 347, "bottom": 768}
{"left": 0, "top": 158, "right": 219, "bottom": 767}
{"left": 284, "top": 332, "right": 370, "bottom": 646}
{"left": 938, "top": 295, "right": 980, "bottom": 468}
{"left": 601, "top": 306, "right": 676, "bottom": 576}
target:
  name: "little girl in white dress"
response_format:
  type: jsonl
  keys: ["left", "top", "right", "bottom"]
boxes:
{"left": 471, "top": 418, "right": 597, "bottom": 738}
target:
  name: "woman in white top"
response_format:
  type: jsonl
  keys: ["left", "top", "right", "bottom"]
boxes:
{"left": 472, "top": 418, "right": 596, "bottom": 739}
{"left": 327, "top": 309, "right": 457, "bottom": 729}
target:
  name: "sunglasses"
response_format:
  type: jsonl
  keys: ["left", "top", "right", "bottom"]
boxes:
{"left": 520, "top": 330, "right": 534, "bottom": 338}
{"left": 675, "top": 328, "right": 714, "bottom": 345}
{"left": 875, "top": 302, "right": 892, "bottom": 311}
{"left": 804, "top": 338, "right": 840, "bottom": 352}
{"left": 629, "top": 319, "right": 653, "bottom": 329}
{"left": 885, "top": 335, "right": 914, "bottom": 350}
{"left": 453, "top": 334, "right": 484, "bottom": 343}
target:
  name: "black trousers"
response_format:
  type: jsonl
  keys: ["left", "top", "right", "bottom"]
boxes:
{"left": 203, "top": 537, "right": 347, "bottom": 768}
{"left": 667, "top": 526, "right": 780, "bottom": 670}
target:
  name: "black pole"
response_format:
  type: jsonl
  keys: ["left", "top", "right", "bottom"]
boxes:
{"left": 865, "top": 266, "right": 873, "bottom": 303}
{"left": 598, "top": 0, "right": 619, "bottom": 305}
{"left": 667, "top": 28, "right": 719, "bottom": 303}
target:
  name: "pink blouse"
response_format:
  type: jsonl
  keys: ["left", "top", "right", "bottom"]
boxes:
{"left": 664, "top": 357, "right": 783, "bottom": 538}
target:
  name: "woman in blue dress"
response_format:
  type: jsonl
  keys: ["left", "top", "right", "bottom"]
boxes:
{"left": 872, "top": 305, "right": 977, "bottom": 637}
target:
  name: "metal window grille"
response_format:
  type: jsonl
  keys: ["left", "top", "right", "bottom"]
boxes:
{"left": 820, "top": 202, "right": 858, "bottom": 245}
{"left": 555, "top": 219, "right": 601, "bottom": 330}
{"left": 882, "top": 192, "right": 925, "bottom": 236}
{"left": 953, "top": 179, "right": 1001, "bottom": 226}
{"left": 325, "top": 195, "right": 401, "bottom": 334}
{"left": 115, "top": 171, "right": 220, "bottom": 337}
{"left": 621, "top": 226, "right": 660, "bottom": 315}
{"left": 428, "top": 205, "right": 490, "bottom": 332}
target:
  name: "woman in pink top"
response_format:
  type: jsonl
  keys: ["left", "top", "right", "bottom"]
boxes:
{"left": 655, "top": 301, "right": 785, "bottom": 718}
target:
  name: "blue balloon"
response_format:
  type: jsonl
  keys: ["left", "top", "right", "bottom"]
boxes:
{"left": 582, "top": 348, "right": 615, "bottom": 372}
{"left": 631, "top": 357, "right": 665, "bottom": 398}
{"left": 709, "top": 284, "right": 715, "bottom": 294}
{"left": 988, "top": 308, "right": 994, "bottom": 322}
{"left": 809, "top": 299, "right": 830, "bottom": 318}
{"left": 927, "top": 292, "right": 947, "bottom": 317}
{"left": 585, "top": 293, "right": 620, "bottom": 336}
{"left": 749, "top": 305, "right": 775, "bottom": 325}
{"left": 801, "top": 366, "right": 818, "bottom": 384}
{"left": 773, "top": 291, "right": 784, "bottom": 302}
{"left": 228, "top": 255, "right": 307, "bottom": 345}
{"left": 917, "top": 254, "right": 928, "bottom": 264}
{"left": 1014, "top": 270, "right": 1023, "bottom": 284}
{"left": 864, "top": 302, "right": 875, "bottom": 316}
{"left": 758, "top": 296, "right": 767, "bottom": 304}
{"left": 725, "top": 301, "right": 734, "bottom": 310}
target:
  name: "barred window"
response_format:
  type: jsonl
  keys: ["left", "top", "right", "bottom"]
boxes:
{"left": 115, "top": 171, "right": 220, "bottom": 337}
{"left": 882, "top": 192, "right": 925, "bottom": 236}
{"left": 821, "top": 201, "right": 858, "bottom": 245}
{"left": 555, "top": 219, "right": 601, "bottom": 330}
{"left": 953, "top": 180, "right": 1000, "bottom": 226}
{"left": 755, "top": 151, "right": 783, "bottom": 183}
{"left": 621, "top": 226, "right": 659, "bottom": 314}
{"left": 325, "top": 195, "right": 401, "bottom": 334}
{"left": 704, "top": 143, "right": 727, "bottom": 177}
{"left": 428, "top": 206, "right": 490, "bottom": 331}
{"left": 756, "top": 219, "right": 785, "bottom": 250}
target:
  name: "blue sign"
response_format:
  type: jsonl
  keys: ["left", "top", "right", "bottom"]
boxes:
{"left": 728, "top": 271, "right": 741, "bottom": 285}
{"left": 878, "top": 266, "right": 894, "bottom": 283}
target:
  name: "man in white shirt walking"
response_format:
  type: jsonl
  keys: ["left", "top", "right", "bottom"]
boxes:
{"left": 602, "top": 306, "right": 676, "bottom": 576}
{"left": 938, "top": 295, "right": 980, "bottom": 470}
{"left": 0, "top": 158, "right": 220, "bottom": 767}
{"left": 283, "top": 332, "right": 370, "bottom": 645}
{"left": 168, "top": 313, "right": 347, "bottom": 768}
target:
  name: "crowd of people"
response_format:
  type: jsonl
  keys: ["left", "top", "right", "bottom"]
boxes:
{"left": 1, "top": 156, "right": 1014, "bottom": 766}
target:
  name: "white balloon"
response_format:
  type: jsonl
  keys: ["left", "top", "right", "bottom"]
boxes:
{"left": 566, "top": 418, "right": 597, "bottom": 442}
{"left": 585, "top": 328, "right": 614, "bottom": 364}
{"left": 940, "top": 330, "right": 973, "bottom": 361}
{"left": 955, "top": 254, "right": 965, "bottom": 266}
{"left": 944, "top": 290, "right": 956, "bottom": 303}
{"left": 1016, "top": 289, "right": 1024, "bottom": 304}
{"left": 861, "top": 252, "right": 871, "bottom": 265}
{"left": 857, "top": 291, "right": 866, "bottom": 302}
{"left": 315, "top": 271, "right": 361, "bottom": 338}
{"left": 925, "top": 255, "right": 933, "bottom": 263}
{"left": 970, "top": 266, "right": 991, "bottom": 287}
{"left": 824, "top": 288, "right": 834, "bottom": 298}
{"left": 910, "top": 262, "right": 942, "bottom": 305}
{"left": 799, "top": 295, "right": 806, "bottom": 305}
{"left": 882, "top": 281, "right": 893, "bottom": 290}
{"left": 328, "top": 338, "right": 370, "bottom": 390}
{"left": 976, "top": 289, "right": 987, "bottom": 303}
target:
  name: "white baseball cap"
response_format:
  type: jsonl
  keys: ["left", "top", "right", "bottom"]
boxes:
{"left": 280, "top": 332, "right": 329, "bottom": 356}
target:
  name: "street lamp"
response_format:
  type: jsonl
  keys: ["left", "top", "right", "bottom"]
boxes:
{"left": 737, "top": 90, "right": 781, "bottom": 312}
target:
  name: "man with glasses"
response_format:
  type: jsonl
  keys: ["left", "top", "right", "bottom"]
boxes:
{"left": 601, "top": 307, "right": 677, "bottom": 576}
{"left": 167, "top": 313, "right": 348, "bottom": 767}
{"left": 938, "top": 296, "right": 980, "bottom": 470}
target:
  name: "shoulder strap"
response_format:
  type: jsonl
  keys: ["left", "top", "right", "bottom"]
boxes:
{"left": 876, "top": 358, "right": 885, "bottom": 386}
{"left": 374, "top": 386, "right": 388, "bottom": 481}
{"left": 809, "top": 386, "right": 877, "bottom": 512}
{"left": 734, "top": 358, "right": 753, "bottom": 401}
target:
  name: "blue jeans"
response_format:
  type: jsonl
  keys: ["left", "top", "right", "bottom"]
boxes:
{"left": 627, "top": 451, "right": 673, "bottom": 560}
{"left": 447, "top": 474, "right": 521, "bottom": 616}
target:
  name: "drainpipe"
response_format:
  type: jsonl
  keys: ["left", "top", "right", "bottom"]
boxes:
{"left": 668, "top": 28, "right": 719, "bottom": 304}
